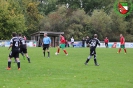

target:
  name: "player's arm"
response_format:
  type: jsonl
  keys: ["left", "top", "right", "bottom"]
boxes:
{"left": 8, "top": 39, "right": 13, "bottom": 50}
{"left": 49, "top": 37, "right": 51, "bottom": 47}
{"left": 87, "top": 39, "right": 91, "bottom": 47}
{"left": 97, "top": 39, "right": 100, "bottom": 46}
{"left": 8, "top": 44, "right": 13, "bottom": 50}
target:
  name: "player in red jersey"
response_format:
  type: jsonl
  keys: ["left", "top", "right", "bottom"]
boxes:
{"left": 117, "top": 34, "right": 127, "bottom": 54}
{"left": 104, "top": 37, "right": 109, "bottom": 48}
{"left": 55, "top": 34, "right": 68, "bottom": 56}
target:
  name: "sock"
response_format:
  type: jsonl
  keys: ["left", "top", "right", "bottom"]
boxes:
{"left": 48, "top": 52, "right": 50, "bottom": 57}
{"left": 27, "top": 57, "right": 30, "bottom": 63}
{"left": 43, "top": 52, "right": 45, "bottom": 57}
{"left": 94, "top": 55, "right": 98, "bottom": 65}
{"left": 8, "top": 60, "right": 11, "bottom": 68}
{"left": 118, "top": 48, "right": 121, "bottom": 53}
{"left": 17, "top": 61, "right": 20, "bottom": 69}
{"left": 94, "top": 59, "right": 98, "bottom": 65}
{"left": 85, "top": 56, "right": 92, "bottom": 63}
{"left": 124, "top": 49, "right": 127, "bottom": 53}
{"left": 86, "top": 59, "right": 90, "bottom": 63}
{"left": 57, "top": 48, "right": 60, "bottom": 53}
{"left": 63, "top": 50, "right": 67, "bottom": 54}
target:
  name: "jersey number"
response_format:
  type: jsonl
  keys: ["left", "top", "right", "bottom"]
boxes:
{"left": 91, "top": 42, "right": 96, "bottom": 46}
{"left": 15, "top": 42, "right": 18, "bottom": 47}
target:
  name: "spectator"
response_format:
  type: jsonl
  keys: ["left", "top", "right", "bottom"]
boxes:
{"left": 65, "top": 40, "right": 69, "bottom": 47}
{"left": 82, "top": 37, "right": 86, "bottom": 47}
{"left": 71, "top": 37, "right": 74, "bottom": 47}
{"left": 24, "top": 36, "right": 27, "bottom": 40}
{"left": 86, "top": 36, "right": 90, "bottom": 45}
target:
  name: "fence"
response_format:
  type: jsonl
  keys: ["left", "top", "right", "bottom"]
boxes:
{"left": 0, "top": 40, "right": 37, "bottom": 47}
{"left": 68, "top": 41, "right": 133, "bottom": 48}
{"left": 0, "top": 40, "right": 133, "bottom": 48}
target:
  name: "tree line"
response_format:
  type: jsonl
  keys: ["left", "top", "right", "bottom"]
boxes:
{"left": 0, "top": 0, "right": 133, "bottom": 41}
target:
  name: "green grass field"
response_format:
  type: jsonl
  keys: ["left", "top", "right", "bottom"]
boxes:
{"left": 0, "top": 47, "right": 133, "bottom": 88}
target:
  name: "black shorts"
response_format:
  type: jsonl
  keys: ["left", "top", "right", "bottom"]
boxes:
{"left": 9, "top": 49, "right": 19, "bottom": 58}
{"left": 90, "top": 48, "right": 96, "bottom": 56}
{"left": 43, "top": 44, "right": 49, "bottom": 50}
{"left": 20, "top": 48, "right": 27, "bottom": 53}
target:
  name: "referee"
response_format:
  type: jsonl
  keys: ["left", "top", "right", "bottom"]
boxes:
{"left": 42, "top": 33, "right": 51, "bottom": 58}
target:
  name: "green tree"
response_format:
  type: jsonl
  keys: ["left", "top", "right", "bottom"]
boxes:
{"left": 0, "top": 0, "right": 26, "bottom": 39}
{"left": 89, "top": 9, "right": 112, "bottom": 40}
{"left": 109, "top": 9, "right": 128, "bottom": 41}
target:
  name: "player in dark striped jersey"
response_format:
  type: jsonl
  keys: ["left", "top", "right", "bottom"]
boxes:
{"left": 19, "top": 33, "right": 31, "bottom": 63}
{"left": 85, "top": 34, "right": 100, "bottom": 66}
{"left": 7, "top": 32, "right": 21, "bottom": 70}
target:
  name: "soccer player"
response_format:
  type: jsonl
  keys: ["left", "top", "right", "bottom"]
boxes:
{"left": 55, "top": 34, "right": 68, "bottom": 56}
{"left": 82, "top": 37, "right": 86, "bottom": 47}
{"left": 84, "top": 34, "right": 100, "bottom": 66}
{"left": 42, "top": 33, "right": 51, "bottom": 58}
{"left": 104, "top": 37, "right": 109, "bottom": 48}
{"left": 117, "top": 34, "right": 127, "bottom": 54}
{"left": 19, "top": 33, "right": 31, "bottom": 63}
{"left": 7, "top": 32, "right": 21, "bottom": 70}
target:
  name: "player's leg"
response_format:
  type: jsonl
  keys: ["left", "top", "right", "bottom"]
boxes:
{"left": 15, "top": 50, "right": 21, "bottom": 70}
{"left": 7, "top": 51, "right": 13, "bottom": 70}
{"left": 93, "top": 49, "right": 99, "bottom": 66}
{"left": 43, "top": 45, "right": 46, "bottom": 57}
{"left": 61, "top": 44, "right": 68, "bottom": 55}
{"left": 46, "top": 45, "right": 50, "bottom": 58}
{"left": 57, "top": 46, "right": 60, "bottom": 54}
{"left": 25, "top": 53, "right": 30, "bottom": 63}
{"left": 94, "top": 54, "right": 99, "bottom": 66}
{"left": 123, "top": 45, "right": 127, "bottom": 54}
{"left": 63, "top": 49, "right": 68, "bottom": 55}
{"left": 24, "top": 49, "right": 31, "bottom": 63}
{"left": 84, "top": 55, "right": 92, "bottom": 65}
{"left": 124, "top": 48, "right": 127, "bottom": 54}
{"left": 84, "top": 49, "right": 93, "bottom": 65}
{"left": 20, "top": 48, "right": 24, "bottom": 57}
{"left": 13, "top": 57, "right": 17, "bottom": 63}
{"left": 106, "top": 43, "right": 108, "bottom": 48}
{"left": 107, "top": 43, "right": 108, "bottom": 48}
{"left": 7, "top": 57, "right": 12, "bottom": 70}
{"left": 16, "top": 58, "right": 20, "bottom": 70}
{"left": 20, "top": 52, "right": 24, "bottom": 57}
{"left": 118, "top": 45, "right": 122, "bottom": 53}
{"left": 105, "top": 43, "right": 107, "bottom": 48}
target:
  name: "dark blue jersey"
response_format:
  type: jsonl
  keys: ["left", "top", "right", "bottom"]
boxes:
{"left": 10, "top": 37, "right": 20, "bottom": 50}
{"left": 19, "top": 37, "right": 26, "bottom": 49}
{"left": 89, "top": 38, "right": 100, "bottom": 49}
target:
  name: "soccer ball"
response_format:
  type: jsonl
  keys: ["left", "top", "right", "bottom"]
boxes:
{"left": 55, "top": 52, "right": 58, "bottom": 55}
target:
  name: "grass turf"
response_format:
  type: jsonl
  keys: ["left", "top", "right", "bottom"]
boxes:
{"left": 0, "top": 47, "right": 133, "bottom": 88}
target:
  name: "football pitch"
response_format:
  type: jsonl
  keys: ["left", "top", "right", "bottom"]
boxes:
{"left": 0, "top": 47, "right": 133, "bottom": 88}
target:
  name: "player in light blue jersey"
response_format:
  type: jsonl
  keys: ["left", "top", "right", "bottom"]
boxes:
{"left": 42, "top": 33, "right": 51, "bottom": 58}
